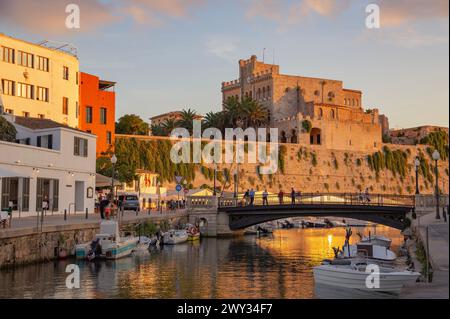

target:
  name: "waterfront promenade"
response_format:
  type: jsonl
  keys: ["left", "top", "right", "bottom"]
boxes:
{"left": 401, "top": 212, "right": 449, "bottom": 299}
{"left": 0, "top": 209, "right": 188, "bottom": 238}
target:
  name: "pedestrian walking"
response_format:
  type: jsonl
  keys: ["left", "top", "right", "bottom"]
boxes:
{"left": 243, "top": 189, "right": 249, "bottom": 206}
{"left": 262, "top": 189, "right": 269, "bottom": 206}
{"left": 291, "top": 187, "right": 296, "bottom": 204}
{"left": 249, "top": 188, "right": 255, "bottom": 205}
{"left": 278, "top": 190, "right": 284, "bottom": 204}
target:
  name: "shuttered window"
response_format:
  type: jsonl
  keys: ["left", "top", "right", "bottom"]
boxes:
{"left": 22, "top": 178, "right": 30, "bottom": 212}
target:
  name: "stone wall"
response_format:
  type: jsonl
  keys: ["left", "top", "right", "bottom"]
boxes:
{"left": 0, "top": 223, "right": 99, "bottom": 269}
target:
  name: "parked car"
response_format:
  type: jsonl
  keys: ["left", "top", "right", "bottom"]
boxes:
{"left": 118, "top": 194, "right": 140, "bottom": 212}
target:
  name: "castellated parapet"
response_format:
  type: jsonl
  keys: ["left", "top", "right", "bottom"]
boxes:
{"left": 221, "top": 55, "right": 388, "bottom": 152}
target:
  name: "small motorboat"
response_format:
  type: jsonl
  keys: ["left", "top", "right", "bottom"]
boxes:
{"left": 186, "top": 224, "right": 201, "bottom": 241}
{"left": 256, "top": 226, "right": 273, "bottom": 236}
{"left": 76, "top": 220, "right": 138, "bottom": 260}
{"left": 335, "top": 227, "right": 396, "bottom": 267}
{"left": 244, "top": 226, "right": 258, "bottom": 235}
{"left": 359, "top": 234, "right": 392, "bottom": 248}
{"left": 163, "top": 229, "right": 188, "bottom": 245}
{"left": 313, "top": 261, "right": 420, "bottom": 294}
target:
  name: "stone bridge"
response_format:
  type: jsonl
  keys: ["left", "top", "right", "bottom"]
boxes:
{"left": 186, "top": 193, "right": 448, "bottom": 236}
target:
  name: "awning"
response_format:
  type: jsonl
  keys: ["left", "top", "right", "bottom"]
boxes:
{"left": 95, "top": 173, "right": 120, "bottom": 188}
{"left": 0, "top": 167, "right": 32, "bottom": 178}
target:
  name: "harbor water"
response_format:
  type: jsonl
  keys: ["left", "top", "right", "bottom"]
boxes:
{"left": 0, "top": 225, "right": 404, "bottom": 299}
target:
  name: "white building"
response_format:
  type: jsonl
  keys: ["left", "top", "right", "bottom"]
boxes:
{"left": 0, "top": 113, "right": 96, "bottom": 217}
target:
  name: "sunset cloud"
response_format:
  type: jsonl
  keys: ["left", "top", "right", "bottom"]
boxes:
{"left": 0, "top": 0, "right": 118, "bottom": 34}
{"left": 0, "top": 0, "right": 205, "bottom": 34}
{"left": 378, "top": 0, "right": 449, "bottom": 27}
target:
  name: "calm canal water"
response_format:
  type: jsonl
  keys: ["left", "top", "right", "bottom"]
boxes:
{"left": 0, "top": 226, "right": 404, "bottom": 299}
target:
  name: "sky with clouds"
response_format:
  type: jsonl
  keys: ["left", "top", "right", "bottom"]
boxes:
{"left": 0, "top": 0, "right": 448, "bottom": 128}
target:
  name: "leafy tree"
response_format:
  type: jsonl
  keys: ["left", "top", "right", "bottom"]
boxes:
{"left": 0, "top": 117, "right": 17, "bottom": 142}
{"left": 242, "top": 97, "right": 269, "bottom": 128}
{"left": 115, "top": 114, "right": 149, "bottom": 135}
{"left": 151, "top": 124, "right": 166, "bottom": 136}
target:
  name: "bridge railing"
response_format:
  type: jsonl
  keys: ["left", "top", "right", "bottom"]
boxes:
{"left": 186, "top": 196, "right": 218, "bottom": 210}
{"left": 219, "top": 193, "right": 415, "bottom": 208}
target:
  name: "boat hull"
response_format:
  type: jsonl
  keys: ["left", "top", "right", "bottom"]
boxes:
{"left": 313, "top": 265, "right": 419, "bottom": 293}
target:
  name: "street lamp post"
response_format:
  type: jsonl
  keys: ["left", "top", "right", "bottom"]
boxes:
{"left": 110, "top": 154, "right": 117, "bottom": 213}
{"left": 233, "top": 168, "right": 238, "bottom": 199}
{"left": 432, "top": 150, "right": 441, "bottom": 220}
{"left": 213, "top": 163, "right": 217, "bottom": 196}
{"left": 414, "top": 157, "right": 420, "bottom": 195}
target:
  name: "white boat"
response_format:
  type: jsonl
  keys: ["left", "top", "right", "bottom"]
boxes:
{"left": 360, "top": 235, "right": 392, "bottom": 248}
{"left": 75, "top": 221, "right": 138, "bottom": 260}
{"left": 313, "top": 261, "right": 420, "bottom": 294}
{"left": 338, "top": 242, "right": 396, "bottom": 267}
{"left": 162, "top": 229, "right": 188, "bottom": 245}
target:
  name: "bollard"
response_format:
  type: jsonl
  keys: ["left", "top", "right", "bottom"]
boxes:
{"left": 64, "top": 209, "right": 67, "bottom": 221}
{"left": 85, "top": 208, "right": 88, "bottom": 220}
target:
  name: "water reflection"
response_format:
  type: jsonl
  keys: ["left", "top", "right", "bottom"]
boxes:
{"left": 0, "top": 226, "right": 404, "bottom": 299}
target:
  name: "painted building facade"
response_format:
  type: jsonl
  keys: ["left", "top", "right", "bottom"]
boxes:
{"left": 222, "top": 55, "right": 387, "bottom": 152}
{"left": 79, "top": 72, "right": 116, "bottom": 156}
{"left": 0, "top": 114, "right": 96, "bottom": 217}
{"left": 0, "top": 33, "right": 80, "bottom": 128}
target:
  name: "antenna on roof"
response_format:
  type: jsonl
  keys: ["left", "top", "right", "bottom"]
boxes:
{"left": 273, "top": 48, "right": 275, "bottom": 65}
{"left": 263, "top": 48, "right": 266, "bottom": 63}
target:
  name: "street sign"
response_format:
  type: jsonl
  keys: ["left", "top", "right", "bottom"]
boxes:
{"left": 175, "top": 175, "right": 183, "bottom": 184}
{"left": 176, "top": 184, "right": 182, "bottom": 192}
{"left": 184, "top": 188, "right": 189, "bottom": 194}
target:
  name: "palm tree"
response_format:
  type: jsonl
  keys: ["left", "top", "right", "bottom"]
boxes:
{"left": 242, "top": 98, "right": 269, "bottom": 128}
{"left": 203, "top": 111, "right": 227, "bottom": 133}
{"left": 176, "top": 108, "right": 198, "bottom": 134}
{"left": 161, "top": 118, "right": 178, "bottom": 135}
{"left": 223, "top": 96, "right": 242, "bottom": 127}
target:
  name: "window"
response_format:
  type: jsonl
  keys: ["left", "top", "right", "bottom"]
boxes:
{"left": 1, "top": 79, "right": 15, "bottom": 96}
{"left": 344, "top": 98, "right": 347, "bottom": 105}
{"left": 5, "top": 109, "right": 13, "bottom": 114}
{"left": 17, "top": 82, "right": 34, "bottom": 99}
{"left": 86, "top": 106, "right": 93, "bottom": 123}
{"left": 100, "top": 107, "right": 107, "bottom": 124}
{"left": 36, "top": 56, "right": 49, "bottom": 72}
{"left": 63, "top": 66, "right": 69, "bottom": 80}
{"left": 75, "top": 102, "right": 79, "bottom": 118}
{"left": 22, "top": 111, "right": 30, "bottom": 117}
{"left": 16, "top": 137, "right": 31, "bottom": 145}
{"left": 106, "top": 131, "right": 112, "bottom": 145}
{"left": 36, "top": 86, "right": 49, "bottom": 102}
{"left": 37, "top": 134, "right": 53, "bottom": 149}
{"left": 22, "top": 178, "right": 30, "bottom": 212}
{"left": 267, "top": 86, "right": 271, "bottom": 97}
{"left": 2, "top": 47, "right": 15, "bottom": 63}
{"left": 38, "top": 114, "right": 45, "bottom": 119}
{"left": 74, "top": 137, "right": 88, "bottom": 157}
{"left": 62, "top": 97, "right": 69, "bottom": 115}
{"left": 18, "top": 51, "right": 34, "bottom": 68}
{"left": 331, "top": 109, "right": 335, "bottom": 119}
{"left": 76, "top": 72, "right": 79, "bottom": 85}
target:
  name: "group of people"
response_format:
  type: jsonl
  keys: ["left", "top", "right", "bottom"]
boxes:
{"left": 242, "top": 188, "right": 301, "bottom": 206}
{"left": 358, "top": 188, "right": 372, "bottom": 203}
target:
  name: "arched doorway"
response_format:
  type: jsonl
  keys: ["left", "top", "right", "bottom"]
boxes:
{"left": 280, "top": 131, "right": 287, "bottom": 143}
{"left": 290, "top": 129, "right": 298, "bottom": 143}
{"left": 310, "top": 128, "right": 322, "bottom": 145}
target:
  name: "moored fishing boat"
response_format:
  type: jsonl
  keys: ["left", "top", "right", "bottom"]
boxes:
{"left": 75, "top": 220, "right": 138, "bottom": 260}
{"left": 163, "top": 229, "right": 188, "bottom": 245}
{"left": 186, "top": 224, "right": 201, "bottom": 241}
{"left": 360, "top": 234, "right": 392, "bottom": 248}
{"left": 313, "top": 261, "right": 420, "bottom": 294}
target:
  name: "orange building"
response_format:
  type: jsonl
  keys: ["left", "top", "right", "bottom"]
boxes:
{"left": 79, "top": 72, "right": 116, "bottom": 156}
